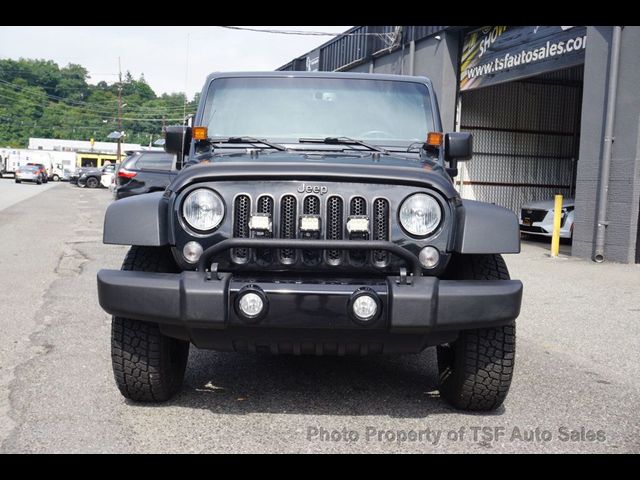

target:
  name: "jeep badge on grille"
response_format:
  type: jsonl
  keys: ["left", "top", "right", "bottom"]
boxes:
{"left": 297, "top": 183, "right": 328, "bottom": 195}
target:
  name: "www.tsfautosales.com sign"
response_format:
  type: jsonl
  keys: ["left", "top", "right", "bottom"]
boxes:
{"left": 460, "top": 26, "right": 587, "bottom": 91}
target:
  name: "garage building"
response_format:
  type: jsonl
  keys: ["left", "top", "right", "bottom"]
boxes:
{"left": 279, "top": 26, "right": 640, "bottom": 264}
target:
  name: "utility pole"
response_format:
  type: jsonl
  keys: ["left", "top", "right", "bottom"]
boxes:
{"left": 117, "top": 57, "right": 123, "bottom": 164}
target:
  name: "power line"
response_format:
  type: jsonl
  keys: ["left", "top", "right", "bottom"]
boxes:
{"left": 0, "top": 84, "right": 194, "bottom": 117}
{"left": 0, "top": 112, "right": 185, "bottom": 129}
{"left": 0, "top": 78, "right": 196, "bottom": 113}
{"left": 118, "top": 116, "right": 191, "bottom": 122}
{"left": 217, "top": 26, "right": 377, "bottom": 37}
{"left": 0, "top": 90, "right": 191, "bottom": 122}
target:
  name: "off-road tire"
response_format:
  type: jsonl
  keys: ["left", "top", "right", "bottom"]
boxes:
{"left": 437, "top": 254, "right": 516, "bottom": 411}
{"left": 111, "top": 246, "right": 189, "bottom": 402}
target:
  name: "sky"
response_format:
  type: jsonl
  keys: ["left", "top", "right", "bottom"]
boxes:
{"left": 0, "top": 26, "right": 352, "bottom": 98}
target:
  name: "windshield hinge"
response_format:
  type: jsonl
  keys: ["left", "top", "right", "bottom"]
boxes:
{"left": 397, "top": 267, "right": 412, "bottom": 285}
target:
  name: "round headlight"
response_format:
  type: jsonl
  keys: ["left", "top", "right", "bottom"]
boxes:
{"left": 182, "top": 188, "right": 224, "bottom": 232}
{"left": 399, "top": 193, "right": 442, "bottom": 237}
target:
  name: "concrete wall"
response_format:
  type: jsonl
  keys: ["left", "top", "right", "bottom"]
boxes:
{"left": 412, "top": 31, "right": 460, "bottom": 131}
{"left": 573, "top": 26, "right": 640, "bottom": 263}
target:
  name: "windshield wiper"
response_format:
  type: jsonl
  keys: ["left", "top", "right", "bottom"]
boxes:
{"left": 208, "top": 136, "right": 287, "bottom": 151}
{"left": 298, "top": 137, "right": 389, "bottom": 155}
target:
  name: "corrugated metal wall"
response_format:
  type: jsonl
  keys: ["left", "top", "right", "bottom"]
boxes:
{"left": 457, "top": 65, "right": 584, "bottom": 212}
{"left": 278, "top": 26, "right": 448, "bottom": 72}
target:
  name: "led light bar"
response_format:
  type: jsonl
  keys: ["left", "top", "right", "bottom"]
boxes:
{"left": 300, "top": 215, "right": 321, "bottom": 232}
{"left": 346, "top": 216, "right": 369, "bottom": 234}
{"left": 248, "top": 214, "right": 272, "bottom": 232}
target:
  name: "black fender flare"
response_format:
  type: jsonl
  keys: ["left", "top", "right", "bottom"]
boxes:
{"left": 454, "top": 200, "right": 521, "bottom": 254}
{"left": 103, "top": 192, "right": 169, "bottom": 246}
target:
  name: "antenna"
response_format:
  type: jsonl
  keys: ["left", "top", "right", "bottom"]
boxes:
{"left": 181, "top": 33, "right": 191, "bottom": 164}
{"left": 117, "top": 57, "right": 123, "bottom": 164}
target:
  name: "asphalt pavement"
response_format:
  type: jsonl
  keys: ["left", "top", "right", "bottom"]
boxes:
{"left": 0, "top": 178, "right": 58, "bottom": 212}
{"left": 0, "top": 179, "right": 638, "bottom": 453}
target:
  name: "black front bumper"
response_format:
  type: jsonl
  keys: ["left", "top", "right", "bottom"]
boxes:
{"left": 97, "top": 269, "right": 522, "bottom": 351}
{"left": 97, "top": 239, "right": 522, "bottom": 353}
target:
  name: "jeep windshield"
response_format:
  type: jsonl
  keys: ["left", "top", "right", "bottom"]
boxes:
{"left": 200, "top": 77, "right": 435, "bottom": 149}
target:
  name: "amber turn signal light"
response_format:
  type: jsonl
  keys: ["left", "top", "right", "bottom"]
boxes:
{"left": 192, "top": 126, "right": 208, "bottom": 140}
{"left": 426, "top": 132, "right": 443, "bottom": 147}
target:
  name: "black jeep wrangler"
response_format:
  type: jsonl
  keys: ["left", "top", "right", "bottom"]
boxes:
{"left": 97, "top": 72, "right": 522, "bottom": 411}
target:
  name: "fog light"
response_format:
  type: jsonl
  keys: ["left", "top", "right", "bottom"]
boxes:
{"left": 183, "top": 241, "right": 203, "bottom": 264}
{"left": 235, "top": 286, "right": 268, "bottom": 323}
{"left": 419, "top": 246, "right": 440, "bottom": 269}
{"left": 349, "top": 288, "right": 381, "bottom": 324}
{"left": 239, "top": 293, "right": 264, "bottom": 317}
{"left": 353, "top": 296, "right": 377, "bottom": 320}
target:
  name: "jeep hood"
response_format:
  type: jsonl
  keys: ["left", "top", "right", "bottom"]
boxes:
{"left": 170, "top": 152, "right": 458, "bottom": 199}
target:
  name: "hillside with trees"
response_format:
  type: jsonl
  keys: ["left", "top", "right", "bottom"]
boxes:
{"left": 0, "top": 58, "right": 198, "bottom": 147}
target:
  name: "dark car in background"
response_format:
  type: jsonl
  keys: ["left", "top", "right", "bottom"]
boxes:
{"left": 70, "top": 166, "right": 94, "bottom": 185}
{"left": 114, "top": 151, "right": 176, "bottom": 200}
{"left": 77, "top": 163, "right": 117, "bottom": 188}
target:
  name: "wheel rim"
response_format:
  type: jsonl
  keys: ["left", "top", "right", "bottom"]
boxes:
{"left": 87, "top": 177, "right": 98, "bottom": 188}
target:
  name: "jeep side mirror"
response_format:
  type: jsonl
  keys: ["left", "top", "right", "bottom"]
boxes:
{"left": 164, "top": 126, "right": 192, "bottom": 156}
{"left": 443, "top": 132, "right": 472, "bottom": 178}
{"left": 445, "top": 132, "right": 473, "bottom": 162}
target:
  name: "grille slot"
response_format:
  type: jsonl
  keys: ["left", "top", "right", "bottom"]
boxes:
{"left": 279, "top": 195, "right": 297, "bottom": 262}
{"left": 349, "top": 196, "right": 368, "bottom": 264}
{"left": 326, "top": 196, "right": 344, "bottom": 264}
{"left": 257, "top": 195, "right": 274, "bottom": 216}
{"left": 232, "top": 195, "right": 251, "bottom": 262}
{"left": 373, "top": 198, "right": 390, "bottom": 265}
{"left": 350, "top": 196, "right": 367, "bottom": 216}
{"left": 303, "top": 195, "right": 320, "bottom": 215}
{"left": 302, "top": 195, "right": 321, "bottom": 264}
{"left": 255, "top": 195, "right": 274, "bottom": 264}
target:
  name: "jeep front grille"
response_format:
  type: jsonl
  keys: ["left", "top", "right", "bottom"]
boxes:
{"left": 232, "top": 194, "right": 251, "bottom": 262}
{"left": 279, "top": 195, "right": 297, "bottom": 263}
{"left": 372, "top": 198, "right": 390, "bottom": 266}
{"left": 350, "top": 196, "right": 366, "bottom": 216}
{"left": 303, "top": 195, "right": 320, "bottom": 215}
{"left": 302, "top": 195, "right": 321, "bottom": 264}
{"left": 231, "top": 193, "right": 391, "bottom": 269}
{"left": 256, "top": 195, "right": 274, "bottom": 264}
{"left": 326, "top": 196, "right": 343, "bottom": 264}
{"left": 349, "top": 196, "right": 368, "bottom": 264}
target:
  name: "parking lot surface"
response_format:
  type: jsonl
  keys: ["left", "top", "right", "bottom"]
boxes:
{"left": 0, "top": 179, "right": 639, "bottom": 453}
{"left": 0, "top": 179, "right": 58, "bottom": 212}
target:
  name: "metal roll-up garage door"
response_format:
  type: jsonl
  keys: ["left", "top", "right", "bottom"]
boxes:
{"left": 457, "top": 65, "right": 584, "bottom": 213}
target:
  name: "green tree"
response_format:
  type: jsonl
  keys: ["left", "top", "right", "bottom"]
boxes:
{"left": 0, "top": 59, "right": 198, "bottom": 147}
